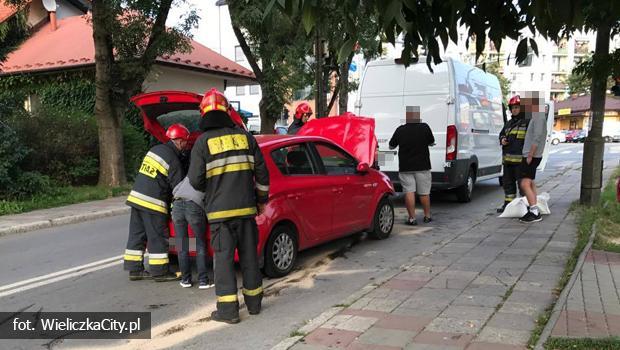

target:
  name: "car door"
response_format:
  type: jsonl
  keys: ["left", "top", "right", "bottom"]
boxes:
{"left": 270, "top": 142, "right": 334, "bottom": 241}
{"left": 310, "top": 142, "right": 374, "bottom": 236}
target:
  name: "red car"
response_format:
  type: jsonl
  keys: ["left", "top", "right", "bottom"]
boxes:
{"left": 131, "top": 91, "right": 395, "bottom": 277}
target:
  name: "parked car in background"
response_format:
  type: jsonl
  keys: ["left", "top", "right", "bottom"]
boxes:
{"left": 551, "top": 130, "right": 566, "bottom": 145}
{"left": 603, "top": 122, "right": 620, "bottom": 143}
{"left": 565, "top": 129, "right": 586, "bottom": 143}
{"left": 274, "top": 125, "right": 288, "bottom": 135}
{"left": 131, "top": 91, "right": 395, "bottom": 277}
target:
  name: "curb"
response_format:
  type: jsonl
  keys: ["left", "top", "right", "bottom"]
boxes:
{"left": 0, "top": 207, "right": 130, "bottom": 237}
{"left": 533, "top": 223, "right": 597, "bottom": 350}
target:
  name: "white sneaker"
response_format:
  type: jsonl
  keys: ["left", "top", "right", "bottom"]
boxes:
{"left": 179, "top": 279, "right": 192, "bottom": 288}
{"left": 198, "top": 280, "right": 215, "bottom": 289}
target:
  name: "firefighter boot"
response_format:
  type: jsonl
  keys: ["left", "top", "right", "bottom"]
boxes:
{"left": 211, "top": 301, "right": 240, "bottom": 324}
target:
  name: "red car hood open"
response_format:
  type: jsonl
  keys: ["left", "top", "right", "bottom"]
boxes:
{"left": 297, "top": 113, "right": 378, "bottom": 165}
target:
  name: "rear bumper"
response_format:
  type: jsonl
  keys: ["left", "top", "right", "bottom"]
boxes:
{"left": 382, "top": 159, "right": 472, "bottom": 191}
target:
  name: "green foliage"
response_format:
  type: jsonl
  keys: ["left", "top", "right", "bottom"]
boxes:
{"left": 571, "top": 51, "right": 620, "bottom": 94}
{"left": 0, "top": 8, "right": 28, "bottom": 62}
{"left": 545, "top": 337, "right": 620, "bottom": 350}
{"left": 0, "top": 184, "right": 132, "bottom": 216}
{"left": 486, "top": 61, "right": 512, "bottom": 104}
{"left": 123, "top": 121, "right": 149, "bottom": 181}
{"left": 228, "top": 0, "right": 312, "bottom": 121}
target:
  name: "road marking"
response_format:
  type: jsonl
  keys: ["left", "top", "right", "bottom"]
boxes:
{"left": 549, "top": 150, "right": 560, "bottom": 154}
{"left": 0, "top": 255, "right": 123, "bottom": 298}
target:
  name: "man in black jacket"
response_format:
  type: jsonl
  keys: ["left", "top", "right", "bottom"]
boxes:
{"left": 189, "top": 88, "right": 270, "bottom": 324}
{"left": 124, "top": 124, "right": 188, "bottom": 282}
{"left": 389, "top": 106, "right": 435, "bottom": 225}
{"left": 497, "top": 95, "right": 529, "bottom": 213}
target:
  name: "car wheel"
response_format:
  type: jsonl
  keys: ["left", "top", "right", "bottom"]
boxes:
{"left": 604, "top": 136, "right": 612, "bottom": 143}
{"left": 369, "top": 196, "right": 394, "bottom": 240}
{"left": 263, "top": 225, "right": 298, "bottom": 278}
{"left": 551, "top": 138, "right": 560, "bottom": 145}
{"left": 456, "top": 168, "right": 475, "bottom": 203}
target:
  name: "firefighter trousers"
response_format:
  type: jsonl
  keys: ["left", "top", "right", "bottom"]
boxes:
{"left": 124, "top": 207, "right": 171, "bottom": 276}
{"left": 502, "top": 163, "right": 523, "bottom": 204}
{"left": 210, "top": 217, "right": 263, "bottom": 319}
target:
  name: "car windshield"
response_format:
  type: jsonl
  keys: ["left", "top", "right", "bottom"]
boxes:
{"left": 157, "top": 109, "right": 202, "bottom": 133}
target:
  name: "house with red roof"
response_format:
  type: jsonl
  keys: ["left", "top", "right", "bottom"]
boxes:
{"left": 0, "top": 1, "right": 255, "bottom": 96}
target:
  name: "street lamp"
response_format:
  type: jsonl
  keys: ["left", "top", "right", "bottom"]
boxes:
{"left": 215, "top": 0, "right": 227, "bottom": 55}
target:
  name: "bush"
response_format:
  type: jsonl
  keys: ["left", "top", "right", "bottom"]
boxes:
{"left": 123, "top": 121, "right": 149, "bottom": 181}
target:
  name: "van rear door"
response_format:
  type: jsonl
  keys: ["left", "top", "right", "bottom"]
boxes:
{"left": 357, "top": 61, "right": 406, "bottom": 173}
{"left": 403, "top": 62, "right": 452, "bottom": 173}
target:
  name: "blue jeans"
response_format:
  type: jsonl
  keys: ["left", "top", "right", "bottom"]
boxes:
{"left": 171, "top": 200, "right": 210, "bottom": 282}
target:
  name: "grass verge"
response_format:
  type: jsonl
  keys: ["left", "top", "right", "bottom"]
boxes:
{"left": 529, "top": 167, "right": 620, "bottom": 348}
{"left": 544, "top": 337, "right": 620, "bottom": 350}
{"left": 0, "top": 185, "right": 132, "bottom": 216}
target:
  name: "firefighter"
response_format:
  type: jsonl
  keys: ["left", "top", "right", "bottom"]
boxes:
{"left": 188, "top": 88, "right": 270, "bottom": 324}
{"left": 124, "top": 123, "right": 189, "bottom": 281}
{"left": 287, "top": 102, "right": 313, "bottom": 134}
{"left": 497, "top": 95, "right": 529, "bottom": 213}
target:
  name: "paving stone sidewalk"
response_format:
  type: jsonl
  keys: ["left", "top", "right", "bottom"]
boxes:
{"left": 280, "top": 165, "right": 611, "bottom": 350}
{"left": 0, "top": 196, "right": 128, "bottom": 236}
{"left": 549, "top": 249, "right": 620, "bottom": 339}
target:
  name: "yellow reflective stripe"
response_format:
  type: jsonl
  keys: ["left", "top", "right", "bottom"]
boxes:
{"left": 207, "top": 134, "right": 249, "bottom": 155}
{"left": 127, "top": 195, "right": 168, "bottom": 214}
{"left": 207, "top": 207, "right": 257, "bottom": 220}
{"left": 143, "top": 156, "right": 169, "bottom": 177}
{"left": 124, "top": 255, "right": 143, "bottom": 261}
{"left": 242, "top": 286, "right": 263, "bottom": 296}
{"left": 206, "top": 155, "right": 255, "bottom": 171}
{"left": 217, "top": 294, "right": 238, "bottom": 303}
{"left": 146, "top": 151, "right": 170, "bottom": 170}
{"left": 202, "top": 104, "right": 228, "bottom": 114}
{"left": 149, "top": 258, "right": 169, "bottom": 265}
{"left": 206, "top": 162, "right": 253, "bottom": 178}
{"left": 503, "top": 155, "right": 522, "bottom": 163}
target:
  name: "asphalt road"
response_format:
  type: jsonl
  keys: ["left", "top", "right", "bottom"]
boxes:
{"left": 0, "top": 143, "right": 618, "bottom": 350}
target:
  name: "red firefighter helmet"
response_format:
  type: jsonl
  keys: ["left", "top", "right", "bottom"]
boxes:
{"left": 165, "top": 123, "right": 190, "bottom": 140}
{"left": 294, "top": 102, "right": 313, "bottom": 119}
{"left": 508, "top": 95, "right": 521, "bottom": 106}
{"left": 200, "top": 88, "right": 230, "bottom": 116}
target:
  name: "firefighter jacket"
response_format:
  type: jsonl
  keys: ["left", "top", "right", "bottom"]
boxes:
{"left": 188, "top": 127, "right": 270, "bottom": 223}
{"left": 126, "top": 142, "right": 185, "bottom": 216}
{"left": 287, "top": 119, "right": 304, "bottom": 135}
{"left": 499, "top": 116, "right": 529, "bottom": 164}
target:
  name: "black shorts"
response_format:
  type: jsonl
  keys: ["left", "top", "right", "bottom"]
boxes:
{"left": 520, "top": 157, "right": 542, "bottom": 179}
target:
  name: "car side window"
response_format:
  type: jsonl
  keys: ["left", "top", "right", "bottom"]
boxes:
{"left": 314, "top": 143, "right": 357, "bottom": 175}
{"left": 271, "top": 143, "right": 315, "bottom": 176}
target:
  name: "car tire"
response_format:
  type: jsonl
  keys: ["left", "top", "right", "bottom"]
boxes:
{"left": 604, "top": 136, "right": 612, "bottom": 143}
{"left": 551, "top": 138, "right": 560, "bottom": 145}
{"left": 369, "top": 196, "right": 394, "bottom": 240}
{"left": 456, "top": 168, "right": 475, "bottom": 203}
{"left": 263, "top": 225, "right": 298, "bottom": 278}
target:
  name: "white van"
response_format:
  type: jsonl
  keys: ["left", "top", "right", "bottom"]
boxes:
{"left": 355, "top": 58, "right": 505, "bottom": 202}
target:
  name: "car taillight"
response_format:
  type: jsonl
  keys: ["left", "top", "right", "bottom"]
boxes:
{"left": 446, "top": 125, "right": 457, "bottom": 161}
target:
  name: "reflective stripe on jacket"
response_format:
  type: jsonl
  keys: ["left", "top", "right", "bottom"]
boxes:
{"left": 188, "top": 127, "right": 270, "bottom": 223}
{"left": 499, "top": 117, "right": 529, "bottom": 164}
{"left": 126, "top": 142, "right": 185, "bottom": 215}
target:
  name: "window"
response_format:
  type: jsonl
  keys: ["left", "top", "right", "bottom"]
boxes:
{"left": 314, "top": 143, "right": 357, "bottom": 175}
{"left": 250, "top": 84, "right": 260, "bottom": 95}
{"left": 271, "top": 143, "right": 315, "bottom": 175}
{"left": 234, "top": 46, "right": 245, "bottom": 62}
{"left": 236, "top": 86, "right": 245, "bottom": 96}
{"left": 530, "top": 73, "right": 534, "bottom": 81}
{"left": 541, "top": 73, "right": 545, "bottom": 82}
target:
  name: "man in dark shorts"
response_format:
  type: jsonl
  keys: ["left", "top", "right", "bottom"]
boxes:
{"left": 519, "top": 92, "right": 547, "bottom": 223}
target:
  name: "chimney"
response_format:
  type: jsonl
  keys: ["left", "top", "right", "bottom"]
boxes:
{"left": 50, "top": 11, "right": 57, "bottom": 31}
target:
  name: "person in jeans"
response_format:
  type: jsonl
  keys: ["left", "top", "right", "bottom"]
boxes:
{"left": 171, "top": 176, "right": 214, "bottom": 289}
{"left": 519, "top": 92, "right": 547, "bottom": 223}
{"left": 389, "top": 106, "right": 435, "bottom": 225}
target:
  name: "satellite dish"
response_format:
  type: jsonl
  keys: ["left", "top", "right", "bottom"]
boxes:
{"left": 42, "top": 0, "right": 57, "bottom": 12}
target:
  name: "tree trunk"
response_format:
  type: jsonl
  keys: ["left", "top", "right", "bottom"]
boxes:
{"left": 579, "top": 24, "right": 610, "bottom": 206}
{"left": 92, "top": 2, "right": 126, "bottom": 186}
{"left": 339, "top": 54, "right": 353, "bottom": 114}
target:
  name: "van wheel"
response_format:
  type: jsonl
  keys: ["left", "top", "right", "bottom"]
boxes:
{"left": 263, "top": 225, "right": 298, "bottom": 278}
{"left": 369, "top": 196, "right": 394, "bottom": 240}
{"left": 456, "top": 168, "right": 475, "bottom": 203}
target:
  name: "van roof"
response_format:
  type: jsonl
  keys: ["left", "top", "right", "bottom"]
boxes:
{"left": 366, "top": 57, "right": 453, "bottom": 67}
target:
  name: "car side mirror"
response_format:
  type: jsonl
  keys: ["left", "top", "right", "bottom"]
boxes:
{"left": 356, "top": 162, "right": 370, "bottom": 174}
